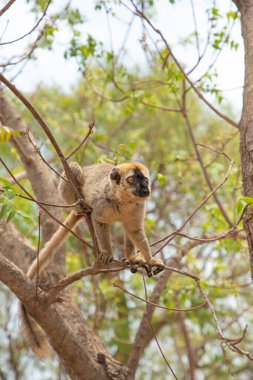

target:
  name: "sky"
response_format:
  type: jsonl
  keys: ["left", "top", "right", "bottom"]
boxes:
{"left": 0, "top": 0, "right": 244, "bottom": 113}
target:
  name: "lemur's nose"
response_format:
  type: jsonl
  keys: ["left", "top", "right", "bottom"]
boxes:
{"left": 140, "top": 188, "right": 150, "bottom": 196}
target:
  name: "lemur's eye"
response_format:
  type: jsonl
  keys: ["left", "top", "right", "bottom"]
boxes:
{"left": 127, "top": 176, "right": 135, "bottom": 184}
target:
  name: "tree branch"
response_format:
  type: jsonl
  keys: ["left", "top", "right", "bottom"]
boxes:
{"left": 0, "top": 0, "right": 16, "bottom": 17}
{"left": 126, "top": 0, "right": 239, "bottom": 129}
{"left": 0, "top": 0, "right": 51, "bottom": 46}
{"left": 0, "top": 253, "right": 129, "bottom": 379}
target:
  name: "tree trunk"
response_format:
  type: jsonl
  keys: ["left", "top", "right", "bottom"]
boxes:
{"left": 234, "top": 0, "right": 253, "bottom": 280}
{"left": 0, "top": 90, "right": 129, "bottom": 379}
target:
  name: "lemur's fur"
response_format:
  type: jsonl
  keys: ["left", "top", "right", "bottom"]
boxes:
{"left": 21, "top": 162, "right": 164, "bottom": 357}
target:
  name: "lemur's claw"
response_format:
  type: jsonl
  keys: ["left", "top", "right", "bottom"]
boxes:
{"left": 122, "top": 258, "right": 164, "bottom": 277}
{"left": 143, "top": 263, "right": 164, "bottom": 277}
{"left": 143, "top": 265, "right": 153, "bottom": 277}
{"left": 151, "top": 265, "right": 164, "bottom": 276}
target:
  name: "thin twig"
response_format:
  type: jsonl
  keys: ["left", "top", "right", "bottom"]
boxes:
{"left": 196, "top": 143, "right": 232, "bottom": 161}
{"left": 35, "top": 211, "right": 41, "bottom": 297}
{"left": 0, "top": 29, "right": 44, "bottom": 68}
{"left": 163, "top": 265, "right": 199, "bottom": 281}
{"left": 0, "top": 158, "right": 94, "bottom": 250}
{"left": 0, "top": 0, "right": 51, "bottom": 46}
{"left": 195, "top": 12, "right": 239, "bottom": 84}
{"left": 196, "top": 279, "right": 249, "bottom": 347}
{"left": 141, "top": 100, "right": 181, "bottom": 112}
{"left": 142, "top": 272, "right": 179, "bottom": 380}
{"left": 182, "top": 81, "right": 233, "bottom": 227}
{"left": 114, "top": 282, "right": 206, "bottom": 312}
{"left": 151, "top": 157, "right": 234, "bottom": 254}
{"left": 66, "top": 120, "right": 95, "bottom": 160}
{"left": 26, "top": 129, "right": 67, "bottom": 181}
{"left": 17, "top": 193, "right": 79, "bottom": 209}
{"left": 190, "top": 0, "right": 200, "bottom": 59}
{"left": 46, "top": 262, "right": 126, "bottom": 305}
{"left": 126, "top": 0, "right": 238, "bottom": 129}
{"left": 0, "top": 72, "right": 91, "bottom": 213}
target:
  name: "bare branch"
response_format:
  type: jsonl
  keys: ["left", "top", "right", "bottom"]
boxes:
{"left": 0, "top": 0, "right": 51, "bottom": 46}
{"left": 126, "top": 0, "right": 239, "bottom": 128}
{"left": 16, "top": 193, "right": 80, "bottom": 209}
{"left": 0, "top": 73, "right": 91, "bottom": 213}
{"left": 182, "top": 84, "right": 233, "bottom": 227}
{"left": 46, "top": 262, "right": 125, "bottom": 305}
{"left": 0, "top": 158, "right": 94, "bottom": 249}
{"left": 190, "top": 0, "right": 200, "bottom": 59}
{"left": 127, "top": 257, "right": 180, "bottom": 378}
{"left": 142, "top": 273, "right": 179, "bottom": 380}
{"left": 178, "top": 303, "right": 197, "bottom": 380}
{"left": 26, "top": 128, "right": 66, "bottom": 181}
{"left": 114, "top": 282, "right": 206, "bottom": 312}
{"left": 152, "top": 157, "right": 235, "bottom": 254}
{"left": 0, "top": 0, "right": 16, "bottom": 17}
{"left": 196, "top": 279, "right": 253, "bottom": 360}
{"left": 0, "top": 253, "right": 129, "bottom": 379}
{"left": 141, "top": 100, "right": 181, "bottom": 113}
{"left": 66, "top": 120, "right": 95, "bottom": 160}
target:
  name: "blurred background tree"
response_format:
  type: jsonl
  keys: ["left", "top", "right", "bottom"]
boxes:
{"left": 1, "top": 1, "right": 253, "bottom": 379}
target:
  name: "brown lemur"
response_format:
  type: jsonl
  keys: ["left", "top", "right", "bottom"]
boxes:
{"left": 22, "top": 162, "right": 164, "bottom": 357}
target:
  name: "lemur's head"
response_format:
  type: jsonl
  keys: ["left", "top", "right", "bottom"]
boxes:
{"left": 110, "top": 163, "right": 151, "bottom": 201}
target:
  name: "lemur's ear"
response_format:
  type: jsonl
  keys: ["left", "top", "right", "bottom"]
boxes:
{"left": 110, "top": 167, "right": 121, "bottom": 184}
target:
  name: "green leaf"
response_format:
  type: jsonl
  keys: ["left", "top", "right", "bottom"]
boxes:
{"left": 4, "top": 187, "right": 16, "bottom": 200}
{"left": 16, "top": 210, "right": 32, "bottom": 220}
{"left": 226, "top": 11, "right": 238, "bottom": 21}
{"left": 0, "top": 178, "right": 16, "bottom": 191}
{"left": 236, "top": 196, "right": 253, "bottom": 217}
{"left": 6, "top": 208, "right": 16, "bottom": 223}
{"left": 157, "top": 173, "right": 167, "bottom": 186}
{"left": 0, "top": 203, "right": 12, "bottom": 219}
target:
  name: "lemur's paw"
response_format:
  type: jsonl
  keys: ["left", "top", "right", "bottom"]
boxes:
{"left": 122, "top": 257, "right": 145, "bottom": 274}
{"left": 148, "top": 257, "right": 163, "bottom": 267}
{"left": 99, "top": 253, "right": 113, "bottom": 266}
{"left": 145, "top": 258, "right": 164, "bottom": 277}
{"left": 122, "top": 257, "right": 164, "bottom": 277}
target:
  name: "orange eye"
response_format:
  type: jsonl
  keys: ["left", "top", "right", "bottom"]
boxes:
{"left": 127, "top": 176, "right": 135, "bottom": 184}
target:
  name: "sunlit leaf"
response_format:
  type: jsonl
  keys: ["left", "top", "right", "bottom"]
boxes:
{"left": 0, "top": 203, "right": 12, "bottom": 219}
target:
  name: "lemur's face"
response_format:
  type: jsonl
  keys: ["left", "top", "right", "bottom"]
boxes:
{"left": 110, "top": 163, "right": 151, "bottom": 201}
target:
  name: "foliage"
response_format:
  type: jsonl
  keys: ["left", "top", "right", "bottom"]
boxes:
{"left": 0, "top": 0, "right": 250, "bottom": 379}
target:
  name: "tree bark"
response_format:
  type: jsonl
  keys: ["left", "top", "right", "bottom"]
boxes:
{"left": 0, "top": 253, "right": 129, "bottom": 380}
{"left": 234, "top": 1, "right": 253, "bottom": 280}
{"left": 0, "top": 90, "right": 129, "bottom": 379}
{"left": 0, "top": 88, "right": 62, "bottom": 243}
